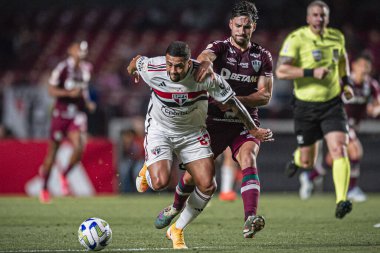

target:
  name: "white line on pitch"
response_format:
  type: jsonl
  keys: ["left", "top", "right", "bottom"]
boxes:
{"left": 0, "top": 246, "right": 221, "bottom": 252}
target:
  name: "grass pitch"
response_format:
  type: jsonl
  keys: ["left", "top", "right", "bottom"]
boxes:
{"left": 0, "top": 193, "right": 379, "bottom": 252}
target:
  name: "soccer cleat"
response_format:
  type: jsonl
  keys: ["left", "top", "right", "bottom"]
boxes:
{"left": 299, "top": 172, "right": 314, "bottom": 200}
{"left": 284, "top": 160, "right": 299, "bottom": 178}
{"left": 243, "top": 215, "right": 265, "bottom": 238}
{"left": 347, "top": 186, "right": 367, "bottom": 202}
{"left": 155, "top": 205, "right": 180, "bottom": 229}
{"left": 219, "top": 191, "right": 237, "bottom": 201}
{"left": 335, "top": 200, "right": 353, "bottom": 219}
{"left": 39, "top": 189, "right": 51, "bottom": 204}
{"left": 59, "top": 173, "right": 70, "bottom": 196}
{"left": 166, "top": 223, "right": 188, "bottom": 249}
{"left": 135, "top": 163, "right": 149, "bottom": 193}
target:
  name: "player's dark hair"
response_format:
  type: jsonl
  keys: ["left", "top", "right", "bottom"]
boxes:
{"left": 231, "top": 0, "right": 258, "bottom": 22}
{"left": 307, "top": 1, "right": 330, "bottom": 16}
{"left": 355, "top": 52, "right": 373, "bottom": 64}
{"left": 166, "top": 41, "right": 191, "bottom": 60}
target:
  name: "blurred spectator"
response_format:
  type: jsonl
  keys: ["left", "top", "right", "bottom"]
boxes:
{"left": 118, "top": 128, "right": 144, "bottom": 192}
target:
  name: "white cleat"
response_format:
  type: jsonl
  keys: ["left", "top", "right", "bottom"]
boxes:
{"left": 299, "top": 172, "right": 314, "bottom": 200}
{"left": 347, "top": 186, "right": 367, "bottom": 202}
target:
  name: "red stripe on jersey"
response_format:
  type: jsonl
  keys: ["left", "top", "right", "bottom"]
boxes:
{"left": 152, "top": 88, "right": 207, "bottom": 99}
{"left": 148, "top": 63, "right": 166, "bottom": 68}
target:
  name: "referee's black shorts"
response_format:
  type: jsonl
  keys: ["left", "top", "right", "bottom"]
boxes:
{"left": 293, "top": 96, "right": 348, "bottom": 147}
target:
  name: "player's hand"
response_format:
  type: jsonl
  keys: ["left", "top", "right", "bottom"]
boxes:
{"left": 195, "top": 61, "right": 215, "bottom": 82}
{"left": 342, "top": 85, "right": 354, "bottom": 101}
{"left": 86, "top": 101, "right": 97, "bottom": 113}
{"left": 127, "top": 55, "right": 141, "bottom": 83}
{"left": 249, "top": 128, "right": 274, "bottom": 142}
{"left": 313, "top": 67, "right": 329, "bottom": 79}
{"left": 68, "top": 88, "right": 82, "bottom": 98}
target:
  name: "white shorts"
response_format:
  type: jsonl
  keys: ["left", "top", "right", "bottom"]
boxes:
{"left": 144, "top": 127, "right": 213, "bottom": 167}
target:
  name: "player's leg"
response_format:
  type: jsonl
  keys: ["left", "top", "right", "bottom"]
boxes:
{"left": 324, "top": 131, "right": 352, "bottom": 218}
{"left": 219, "top": 148, "right": 238, "bottom": 201}
{"left": 60, "top": 113, "right": 87, "bottom": 195}
{"left": 136, "top": 129, "right": 173, "bottom": 192}
{"left": 234, "top": 140, "right": 265, "bottom": 238}
{"left": 168, "top": 157, "right": 215, "bottom": 249}
{"left": 155, "top": 170, "right": 194, "bottom": 229}
{"left": 347, "top": 131, "right": 366, "bottom": 202}
{"left": 298, "top": 141, "right": 321, "bottom": 200}
{"left": 40, "top": 140, "right": 60, "bottom": 203}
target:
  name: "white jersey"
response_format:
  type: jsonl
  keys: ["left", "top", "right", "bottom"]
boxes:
{"left": 136, "top": 56, "right": 235, "bottom": 135}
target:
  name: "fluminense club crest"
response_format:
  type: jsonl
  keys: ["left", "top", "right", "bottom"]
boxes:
{"left": 251, "top": 60, "right": 261, "bottom": 72}
{"left": 172, "top": 93, "right": 188, "bottom": 106}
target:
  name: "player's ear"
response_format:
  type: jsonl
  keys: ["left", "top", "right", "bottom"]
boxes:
{"left": 252, "top": 22, "right": 257, "bottom": 32}
{"left": 229, "top": 19, "right": 233, "bottom": 30}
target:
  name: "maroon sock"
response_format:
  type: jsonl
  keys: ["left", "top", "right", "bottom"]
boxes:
{"left": 308, "top": 168, "right": 320, "bottom": 181}
{"left": 349, "top": 177, "right": 357, "bottom": 190}
{"left": 41, "top": 169, "right": 51, "bottom": 190}
{"left": 173, "top": 174, "right": 195, "bottom": 210}
{"left": 241, "top": 167, "right": 260, "bottom": 221}
{"left": 63, "top": 164, "right": 75, "bottom": 177}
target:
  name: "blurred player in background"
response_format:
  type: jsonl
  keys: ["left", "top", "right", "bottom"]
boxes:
{"left": 299, "top": 53, "right": 380, "bottom": 202}
{"left": 219, "top": 148, "right": 240, "bottom": 201}
{"left": 276, "top": 0, "right": 354, "bottom": 218}
{"left": 154, "top": 0, "right": 274, "bottom": 239}
{"left": 127, "top": 41, "right": 272, "bottom": 249}
{"left": 39, "top": 41, "right": 95, "bottom": 204}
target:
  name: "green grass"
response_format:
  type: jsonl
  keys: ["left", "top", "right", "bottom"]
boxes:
{"left": 0, "top": 193, "right": 379, "bottom": 252}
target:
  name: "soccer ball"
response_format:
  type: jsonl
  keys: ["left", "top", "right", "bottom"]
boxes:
{"left": 78, "top": 217, "right": 112, "bottom": 251}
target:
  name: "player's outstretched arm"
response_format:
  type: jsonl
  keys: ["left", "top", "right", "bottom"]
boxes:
{"left": 127, "top": 55, "right": 142, "bottom": 83}
{"left": 225, "top": 96, "right": 273, "bottom": 142}
{"left": 276, "top": 56, "right": 329, "bottom": 80}
{"left": 195, "top": 50, "right": 217, "bottom": 82}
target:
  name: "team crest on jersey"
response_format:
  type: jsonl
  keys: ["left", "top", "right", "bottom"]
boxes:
{"left": 251, "top": 60, "right": 261, "bottom": 72}
{"left": 172, "top": 93, "right": 188, "bottom": 106}
{"left": 312, "top": 49, "right": 322, "bottom": 61}
{"left": 151, "top": 146, "right": 161, "bottom": 156}
{"left": 332, "top": 49, "right": 339, "bottom": 62}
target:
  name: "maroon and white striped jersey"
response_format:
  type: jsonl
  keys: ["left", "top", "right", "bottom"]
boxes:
{"left": 49, "top": 57, "right": 92, "bottom": 114}
{"left": 136, "top": 56, "right": 235, "bottom": 134}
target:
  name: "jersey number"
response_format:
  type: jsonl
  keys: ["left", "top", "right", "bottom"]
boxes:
{"left": 197, "top": 133, "right": 210, "bottom": 146}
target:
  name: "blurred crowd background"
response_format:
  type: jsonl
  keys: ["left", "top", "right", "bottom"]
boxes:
{"left": 1, "top": 0, "right": 380, "bottom": 138}
{"left": 0, "top": 0, "right": 379, "bottom": 193}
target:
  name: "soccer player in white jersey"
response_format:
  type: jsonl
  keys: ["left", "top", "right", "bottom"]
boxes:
{"left": 127, "top": 41, "right": 273, "bottom": 249}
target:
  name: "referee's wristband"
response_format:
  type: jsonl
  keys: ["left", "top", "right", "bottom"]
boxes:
{"left": 342, "top": 75, "right": 354, "bottom": 88}
{"left": 303, "top": 68, "right": 314, "bottom": 77}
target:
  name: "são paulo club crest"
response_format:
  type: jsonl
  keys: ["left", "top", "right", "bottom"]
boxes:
{"left": 172, "top": 93, "right": 188, "bottom": 106}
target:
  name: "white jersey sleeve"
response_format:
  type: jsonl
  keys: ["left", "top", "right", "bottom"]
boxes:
{"left": 206, "top": 74, "right": 235, "bottom": 104}
{"left": 136, "top": 56, "right": 166, "bottom": 88}
{"left": 49, "top": 62, "right": 66, "bottom": 86}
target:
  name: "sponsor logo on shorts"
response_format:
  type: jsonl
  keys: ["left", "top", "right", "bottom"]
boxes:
{"left": 151, "top": 146, "right": 161, "bottom": 156}
{"left": 296, "top": 135, "right": 304, "bottom": 145}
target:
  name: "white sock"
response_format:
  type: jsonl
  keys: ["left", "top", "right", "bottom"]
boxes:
{"left": 175, "top": 187, "right": 211, "bottom": 230}
{"left": 221, "top": 165, "right": 235, "bottom": 193}
{"left": 145, "top": 169, "right": 154, "bottom": 190}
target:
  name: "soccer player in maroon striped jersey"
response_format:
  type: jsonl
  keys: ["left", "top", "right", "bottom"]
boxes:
{"left": 154, "top": 1, "right": 273, "bottom": 239}
{"left": 39, "top": 41, "right": 95, "bottom": 204}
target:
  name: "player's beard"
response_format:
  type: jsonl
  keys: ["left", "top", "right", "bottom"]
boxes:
{"left": 169, "top": 73, "right": 181, "bottom": 82}
{"left": 232, "top": 34, "right": 249, "bottom": 48}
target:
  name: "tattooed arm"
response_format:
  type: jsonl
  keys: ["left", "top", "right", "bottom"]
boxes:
{"left": 225, "top": 96, "right": 273, "bottom": 142}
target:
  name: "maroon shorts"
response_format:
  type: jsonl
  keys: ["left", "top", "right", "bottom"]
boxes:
{"left": 50, "top": 111, "right": 87, "bottom": 141}
{"left": 207, "top": 121, "right": 260, "bottom": 161}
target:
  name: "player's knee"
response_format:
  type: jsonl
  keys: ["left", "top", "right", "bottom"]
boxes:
{"left": 197, "top": 179, "right": 216, "bottom": 196}
{"left": 150, "top": 175, "right": 170, "bottom": 191}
